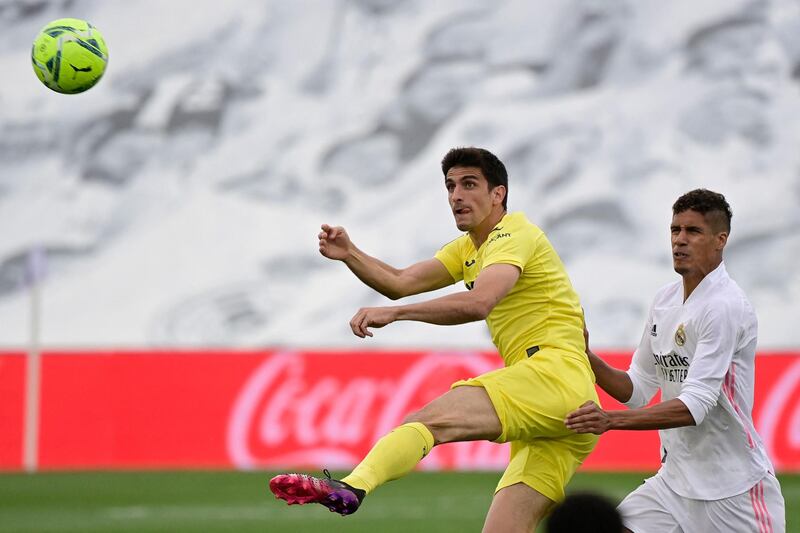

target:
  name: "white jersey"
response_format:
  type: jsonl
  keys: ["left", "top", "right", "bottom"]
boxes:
{"left": 625, "top": 262, "right": 773, "bottom": 500}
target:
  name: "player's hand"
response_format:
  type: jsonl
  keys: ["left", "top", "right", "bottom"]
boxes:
{"left": 318, "top": 224, "right": 352, "bottom": 261}
{"left": 564, "top": 400, "right": 612, "bottom": 435}
{"left": 350, "top": 306, "right": 397, "bottom": 338}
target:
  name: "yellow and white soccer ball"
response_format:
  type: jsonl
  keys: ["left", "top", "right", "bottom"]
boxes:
{"left": 31, "top": 18, "right": 109, "bottom": 94}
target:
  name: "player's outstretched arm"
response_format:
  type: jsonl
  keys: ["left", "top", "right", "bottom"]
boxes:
{"left": 565, "top": 398, "right": 696, "bottom": 435}
{"left": 319, "top": 224, "right": 453, "bottom": 299}
{"left": 349, "top": 263, "right": 519, "bottom": 338}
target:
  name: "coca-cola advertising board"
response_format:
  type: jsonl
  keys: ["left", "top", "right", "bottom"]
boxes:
{"left": 0, "top": 350, "right": 798, "bottom": 471}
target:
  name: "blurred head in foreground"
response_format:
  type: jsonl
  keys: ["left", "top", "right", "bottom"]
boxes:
{"left": 546, "top": 492, "right": 623, "bottom": 533}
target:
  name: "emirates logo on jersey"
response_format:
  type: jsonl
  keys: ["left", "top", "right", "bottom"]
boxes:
{"left": 675, "top": 324, "right": 686, "bottom": 347}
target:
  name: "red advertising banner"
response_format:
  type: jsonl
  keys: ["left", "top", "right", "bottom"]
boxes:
{"left": 0, "top": 350, "right": 798, "bottom": 472}
{"left": 0, "top": 352, "right": 25, "bottom": 469}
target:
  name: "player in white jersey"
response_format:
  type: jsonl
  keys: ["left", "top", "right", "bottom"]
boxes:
{"left": 565, "top": 189, "right": 785, "bottom": 533}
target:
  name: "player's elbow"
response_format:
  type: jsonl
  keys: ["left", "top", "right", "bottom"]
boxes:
{"left": 386, "top": 272, "right": 425, "bottom": 300}
{"left": 470, "top": 298, "right": 495, "bottom": 321}
{"left": 382, "top": 279, "right": 412, "bottom": 300}
{"left": 674, "top": 395, "right": 705, "bottom": 427}
{"left": 677, "top": 385, "right": 718, "bottom": 427}
{"left": 384, "top": 289, "right": 404, "bottom": 301}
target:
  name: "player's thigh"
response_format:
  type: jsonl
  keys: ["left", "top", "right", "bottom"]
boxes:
{"left": 482, "top": 482, "right": 553, "bottom": 533}
{"left": 403, "top": 384, "right": 501, "bottom": 444}
{"left": 700, "top": 474, "right": 785, "bottom": 533}
{"left": 618, "top": 476, "right": 687, "bottom": 533}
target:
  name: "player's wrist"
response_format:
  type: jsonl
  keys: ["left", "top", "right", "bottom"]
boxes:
{"left": 342, "top": 246, "right": 362, "bottom": 265}
{"left": 606, "top": 410, "right": 625, "bottom": 431}
{"left": 391, "top": 305, "right": 407, "bottom": 322}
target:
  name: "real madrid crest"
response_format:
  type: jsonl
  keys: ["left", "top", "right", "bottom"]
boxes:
{"left": 675, "top": 324, "right": 686, "bottom": 347}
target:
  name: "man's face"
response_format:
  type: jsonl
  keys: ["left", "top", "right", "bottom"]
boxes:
{"left": 670, "top": 209, "right": 727, "bottom": 278}
{"left": 445, "top": 166, "right": 502, "bottom": 231}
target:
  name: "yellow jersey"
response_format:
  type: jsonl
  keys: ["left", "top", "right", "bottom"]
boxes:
{"left": 435, "top": 212, "right": 585, "bottom": 366}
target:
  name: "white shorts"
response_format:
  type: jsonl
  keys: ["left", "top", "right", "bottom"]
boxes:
{"left": 618, "top": 473, "right": 785, "bottom": 533}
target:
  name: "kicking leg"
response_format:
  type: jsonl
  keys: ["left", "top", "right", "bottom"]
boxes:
{"left": 269, "top": 385, "right": 501, "bottom": 515}
{"left": 343, "top": 385, "right": 501, "bottom": 490}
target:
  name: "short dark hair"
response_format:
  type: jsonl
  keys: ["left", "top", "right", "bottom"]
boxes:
{"left": 672, "top": 188, "right": 732, "bottom": 234}
{"left": 546, "top": 492, "right": 623, "bottom": 533}
{"left": 441, "top": 147, "right": 508, "bottom": 209}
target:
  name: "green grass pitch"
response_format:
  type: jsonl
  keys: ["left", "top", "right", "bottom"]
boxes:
{"left": 0, "top": 471, "right": 797, "bottom": 532}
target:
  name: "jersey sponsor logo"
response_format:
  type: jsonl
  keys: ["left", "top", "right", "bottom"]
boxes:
{"left": 652, "top": 351, "right": 689, "bottom": 382}
{"left": 650, "top": 324, "right": 657, "bottom": 337}
{"left": 675, "top": 324, "right": 686, "bottom": 346}
{"left": 464, "top": 259, "right": 476, "bottom": 267}
{"left": 465, "top": 281, "right": 474, "bottom": 290}
{"left": 486, "top": 232, "right": 511, "bottom": 245}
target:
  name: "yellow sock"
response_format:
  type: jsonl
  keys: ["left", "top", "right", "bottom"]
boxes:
{"left": 341, "top": 422, "right": 435, "bottom": 494}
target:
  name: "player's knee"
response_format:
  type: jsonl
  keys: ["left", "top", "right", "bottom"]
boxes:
{"left": 404, "top": 412, "right": 463, "bottom": 444}
{"left": 402, "top": 410, "right": 439, "bottom": 429}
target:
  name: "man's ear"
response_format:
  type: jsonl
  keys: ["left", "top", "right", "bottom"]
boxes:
{"left": 493, "top": 185, "right": 506, "bottom": 206}
{"left": 716, "top": 231, "right": 729, "bottom": 251}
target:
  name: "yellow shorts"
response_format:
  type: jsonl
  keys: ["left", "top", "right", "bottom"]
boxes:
{"left": 452, "top": 347, "right": 599, "bottom": 502}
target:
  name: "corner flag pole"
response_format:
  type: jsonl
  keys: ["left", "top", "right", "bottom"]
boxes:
{"left": 23, "top": 246, "right": 45, "bottom": 473}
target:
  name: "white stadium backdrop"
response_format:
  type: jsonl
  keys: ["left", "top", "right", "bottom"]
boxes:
{"left": 0, "top": 0, "right": 799, "bottom": 349}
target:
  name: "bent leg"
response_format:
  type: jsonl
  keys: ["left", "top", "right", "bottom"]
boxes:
{"left": 343, "top": 350, "right": 595, "bottom": 502}
{"left": 482, "top": 482, "right": 554, "bottom": 533}
{"left": 618, "top": 475, "right": 688, "bottom": 533}
{"left": 342, "top": 385, "right": 501, "bottom": 494}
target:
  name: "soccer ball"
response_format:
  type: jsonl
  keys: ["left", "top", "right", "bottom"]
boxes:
{"left": 31, "top": 18, "right": 108, "bottom": 94}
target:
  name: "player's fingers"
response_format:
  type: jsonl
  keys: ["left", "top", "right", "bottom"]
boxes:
{"left": 566, "top": 411, "right": 602, "bottom": 430}
{"left": 565, "top": 419, "right": 592, "bottom": 433}
{"left": 321, "top": 224, "right": 341, "bottom": 240}
{"left": 352, "top": 309, "right": 375, "bottom": 338}
{"left": 359, "top": 313, "right": 373, "bottom": 337}
{"left": 350, "top": 311, "right": 365, "bottom": 337}
{"left": 566, "top": 405, "right": 594, "bottom": 420}
{"left": 565, "top": 412, "right": 590, "bottom": 425}
{"left": 570, "top": 417, "right": 604, "bottom": 433}
{"left": 359, "top": 309, "right": 373, "bottom": 337}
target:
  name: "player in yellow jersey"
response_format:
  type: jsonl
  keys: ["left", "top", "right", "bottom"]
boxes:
{"left": 269, "top": 147, "right": 599, "bottom": 532}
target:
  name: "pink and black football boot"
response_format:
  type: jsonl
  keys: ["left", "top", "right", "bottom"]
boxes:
{"left": 269, "top": 469, "right": 366, "bottom": 516}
